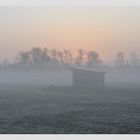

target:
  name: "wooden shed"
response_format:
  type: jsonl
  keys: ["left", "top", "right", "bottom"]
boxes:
{"left": 71, "top": 67, "right": 106, "bottom": 88}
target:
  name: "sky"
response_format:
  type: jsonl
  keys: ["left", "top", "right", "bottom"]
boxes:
{"left": 0, "top": 6, "right": 140, "bottom": 64}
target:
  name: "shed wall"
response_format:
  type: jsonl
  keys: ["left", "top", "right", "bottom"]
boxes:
{"left": 72, "top": 69, "right": 105, "bottom": 88}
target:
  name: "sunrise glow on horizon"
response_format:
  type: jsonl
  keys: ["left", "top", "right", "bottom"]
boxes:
{"left": 0, "top": 6, "right": 140, "bottom": 63}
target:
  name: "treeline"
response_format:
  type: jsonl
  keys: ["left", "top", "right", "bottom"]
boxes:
{"left": 1, "top": 47, "right": 140, "bottom": 69}
{"left": 1, "top": 47, "right": 103, "bottom": 69}
{"left": 115, "top": 51, "right": 140, "bottom": 68}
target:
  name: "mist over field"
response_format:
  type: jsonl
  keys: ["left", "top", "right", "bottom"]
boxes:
{"left": 0, "top": 37, "right": 140, "bottom": 134}
{"left": 0, "top": 63, "right": 139, "bottom": 134}
{"left": 0, "top": 6, "right": 140, "bottom": 134}
{"left": 0, "top": 66, "right": 72, "bottom": 86}
{"left": 0, "top": 65, "right": 140, "bottom": 88}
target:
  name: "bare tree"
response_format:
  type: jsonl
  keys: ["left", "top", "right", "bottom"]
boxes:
{"left": 115, "top": 51, "right": 125, "bottom": 67}
{"left": 31, "top": 47, "right": 42, "bottom": 65}
{"left": 14, "top": 47, "right": 104, "bottom": 68}
{"left": 75, "top": 49, "right": 85, "bottom": 65}
{"left": 40, "top": 48, "right": 50, "bottom": 64}
{"left": 49, "top": 49, "right": 59, "bottom": 64}
{"left": 17, "top": 51, "right": 31, "bottom": 66}
{"left": 63, "top": 49, "right": 73, "bottom": 65}
{"left": 57, "top": 49, "right": 64, "bottom": 64}
{"left": 87, "top": 51, "right": 100, "bottom": 66}
{"left": 3, "top": 59, "right": 9, "bottom": 68}
{"left": 130, "top": 52, "right": 140, "bottom": 66}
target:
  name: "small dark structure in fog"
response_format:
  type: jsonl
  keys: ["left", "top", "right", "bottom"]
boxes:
{"left": 71, "top": 67, "right": 106, "bottom": 88}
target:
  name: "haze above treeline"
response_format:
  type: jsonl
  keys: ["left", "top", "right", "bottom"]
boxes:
{"left": 1, "top": 7, "right": 140, "bottom": 64}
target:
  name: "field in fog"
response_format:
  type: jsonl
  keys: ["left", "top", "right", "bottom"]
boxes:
{"left": 1, "top": 67, "right": 140, "bottom": 87}
{"left": 0, "top": 67, "right": 72, "bottom": 86}
{"left": 0, "top": 67, "right": 140, "bottom": 134}
{"left": 1, "top": 5, "right": 140, "bottom": 134}
{"left": 0, "top": 84, "right": 140, "bottom": 134}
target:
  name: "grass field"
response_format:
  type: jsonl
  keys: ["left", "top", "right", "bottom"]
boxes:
{"left": 0, "top": 84, "right": 140, "bottom": 134}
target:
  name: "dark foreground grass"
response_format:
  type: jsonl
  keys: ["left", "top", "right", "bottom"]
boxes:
{"left": 0, "top": 85, "right": 140, "bottom": 134}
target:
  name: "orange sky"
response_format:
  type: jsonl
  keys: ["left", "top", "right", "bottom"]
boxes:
{"left": 0, "top": 6, "right": 140, "bottom": 63}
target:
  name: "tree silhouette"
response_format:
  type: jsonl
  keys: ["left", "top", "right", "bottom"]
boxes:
{"left": 75, "top": 49, "right": 85, "bottom": 65}
{"left": 115, "top": 52, "right": 125, "bottom": 67}
{"left": 15, "top": 47, "right": 103, "bottom": 68}
{"left": 40, "top": 48, "right": 50, "bottom": 64}
{"left": 17, "top": 51, "right": 31, "bottom": 66}
{"left": 31, "top": 47, "right": 42, "bottom": 65}
{"left": 87, "top": 51, "right": 100, "bottom": 66}
{"left": 130, "top": 52, "right": 139, "bottom": 66}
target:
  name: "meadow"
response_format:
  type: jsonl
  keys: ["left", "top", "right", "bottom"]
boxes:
{"left": 0, "top": 84, "right": 139, "bottom": 134}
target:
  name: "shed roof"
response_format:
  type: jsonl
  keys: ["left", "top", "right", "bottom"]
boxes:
{"left": 70, "top": 66, "right": 106, "bottom": 74}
